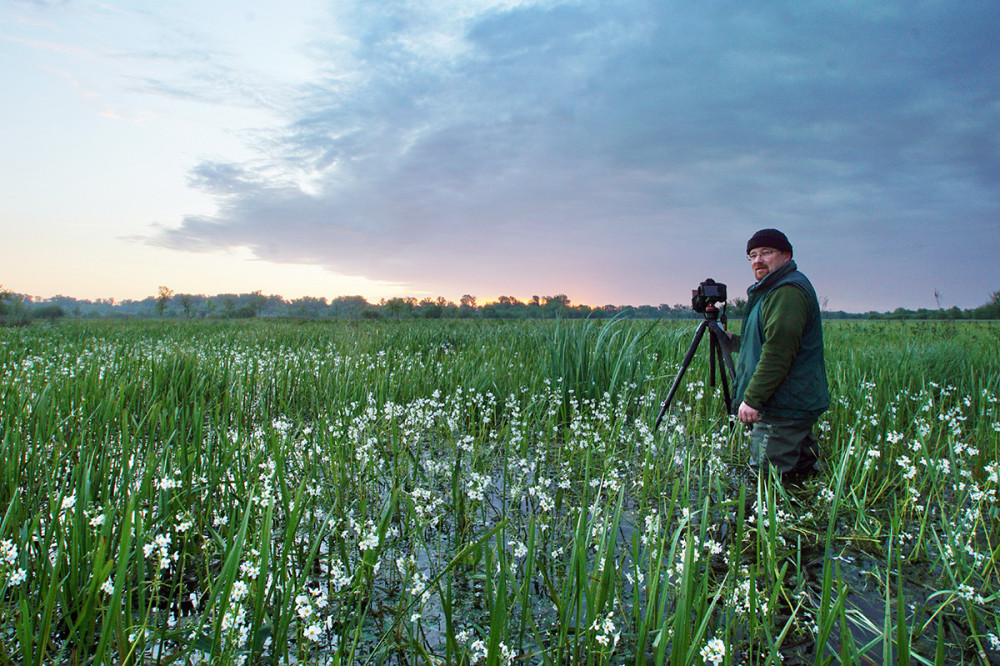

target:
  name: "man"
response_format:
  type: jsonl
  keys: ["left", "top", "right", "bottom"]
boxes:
{"left": 731, "top": 229, "right": 829, "bottom": 482}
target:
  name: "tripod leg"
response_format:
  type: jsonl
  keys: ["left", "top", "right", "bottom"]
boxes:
{"left": 703, "top": 320, "right": 737, "bottom": 425}
{"left": 707, "top": 321, "right": 737, "bottom": 382}
{"left": 654, "top": 321, "right": 709, "bottom": 431}
{"left": 709, "top": 335, "right": 717, "bottom": 388}
{"left": 712, "top": 334, "right": 733, "bottom": 416}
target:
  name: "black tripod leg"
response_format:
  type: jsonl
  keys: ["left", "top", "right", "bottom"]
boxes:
{"left": 654, "top": 321, "right": 709, "bottom": 431}
{"left": 713, "top": 334, "right": 733, "bottom": 416}
{"left": 709, "top": 335, "right": 717, "bottom": 388}
{"left": 707, "top": 321, "right": 737, "bottom": 382}
{"left": 705, "top": 320, "right": 737, "bottom": 424}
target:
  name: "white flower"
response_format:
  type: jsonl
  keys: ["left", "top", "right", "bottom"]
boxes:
{"left": 61, "top": 493, "right": 77, "bottom": 511}
{"left": 156, "top": 477, "right": 180, "bottom": 491}
{"left": 295, "top": 594, "right": 313, "bottom": 619}
{"left": 303, "top": 624, "right": 322, "bottom": 642}
{"left": 175, "top": 514, "right": 193, "bottom": 532}
{"left": 469, "top": 639, "right": 487, "bottom": 663}
{"left": 101, "top": 579, "right": 115, "bottom": 595}
{"left": 231, "top": 581, "right": 249, "bottom": 602}
{"left": 358, "top": 531, "right": 380, "bottom": 552}
{"left": 8, "top": 568, "right": 27, "bottom": 585}
{"left": 0, "top": 540, "right": 17, "bottom": 565}
{"left": 699, "top": 636, "right": 726, "bottom": 665}
{"left": 240, "top": 561, "right": 260, "bottom": 579}
{"left": 90, "top": 513, "right": 106, "bottom": 527}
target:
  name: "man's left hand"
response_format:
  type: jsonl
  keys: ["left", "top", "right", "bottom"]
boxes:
{"left": 737, "top": 401, "right": 760, "bottom": 424}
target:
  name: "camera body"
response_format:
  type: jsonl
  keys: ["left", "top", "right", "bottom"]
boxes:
{"left": 691, "top": 279, "right": 727, "bottom": 314}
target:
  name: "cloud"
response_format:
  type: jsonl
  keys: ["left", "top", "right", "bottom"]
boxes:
{"left": 149, "top": 0, "right": 1000, "bottom": 307}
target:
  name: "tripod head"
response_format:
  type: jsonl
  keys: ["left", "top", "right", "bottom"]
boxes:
{"left": 701, "top": 303, "right": 725, "bottom": 323}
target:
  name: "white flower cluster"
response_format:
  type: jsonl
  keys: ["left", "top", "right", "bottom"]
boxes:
{"left": 465, "top": 472, "right": 492, "bottom": 502}
{"left": 358, "top": 522, "right": 380, "bottom": 552}
{"left": 590, "top": 612, "right": 620, "bottom": 650}
{"left": 956, "top": 583, "right": 986, "bottom": 605}
{"left": 294, "top": 588, "right": 332, "bottom": 643}
{"left": 2, "top": 540, "right": 26, "bottom": 587}
{"left": 143, "top": 533, "right": 175, "bottom": 569}
{"left": 327, "top": 561, "right": 353, "bottom": 592}
{"left": 527, "top": 477, "right": 555, "bottom": 512}
{"left": 896, "top": 455, "right": 917, "bottom": 481}
{"left": 1, "top": 539, "right": 17, "bottom": 566}
{"left": 410, "top": 487, "right": 445, "bottom": 527}
{"left": 468, "top": 639, "right": 514, "bottom": 665}
{"left": 732, "top": 567, "right": 769, "bottom": 618}
{"left": 699, "top": 636, "right": 726, "bottom": 665}
{"left": 156, "top": 476, "right": 181, "bottom": 491}
{"left": 220, "top": 604, "right": 250, "bottom": 651}
{"left": 508, "top": 540, "right": 528, "bottom": 559}
{"left": 240, "top": 550, "right": 261, "bottom": 580}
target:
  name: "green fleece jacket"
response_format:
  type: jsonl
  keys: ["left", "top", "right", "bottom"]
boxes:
{"left": 732, "top": 260, "right": 830, "bottom": 419}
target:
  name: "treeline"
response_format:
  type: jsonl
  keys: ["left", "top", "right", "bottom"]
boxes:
{"left": 865, "top": 291, "right": 1000, "bottom": 320}
{"left": 1, "top": 286, "right": 998, "bottom": 324}
{"left": 1, "top": 290, "right": 705, "bottom": 322}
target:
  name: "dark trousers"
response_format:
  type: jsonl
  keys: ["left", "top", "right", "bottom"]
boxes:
{"left": 749, "top": 416, "right": 820, "bottom": 476}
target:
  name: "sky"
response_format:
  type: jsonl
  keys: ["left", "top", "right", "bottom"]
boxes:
{"left": 2, "top": 0, "right": 998, "bottom": 312}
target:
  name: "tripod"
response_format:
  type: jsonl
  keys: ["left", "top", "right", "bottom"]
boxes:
{"left": 653, "top": 305, "right": 737, "bottom": 431}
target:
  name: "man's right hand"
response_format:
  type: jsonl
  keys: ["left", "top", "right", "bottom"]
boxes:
{"left": 737, "top": 401, "right": 760, "bottom": 424}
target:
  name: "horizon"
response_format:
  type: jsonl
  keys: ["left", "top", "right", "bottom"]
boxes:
{"left": 10, "top": 285, "right": 995, "bottom": 315}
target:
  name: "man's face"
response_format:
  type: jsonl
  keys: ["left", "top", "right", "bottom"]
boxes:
{"left": 748, "top": 247, "right": 791, "bottom": 282}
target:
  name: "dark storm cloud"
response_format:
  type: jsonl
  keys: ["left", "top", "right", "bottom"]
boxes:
{"left": 152, "top": 0, "right": 1000, "bottom": 309}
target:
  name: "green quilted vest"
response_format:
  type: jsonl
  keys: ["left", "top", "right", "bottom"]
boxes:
{"left": 733, "top": 261, "right": 830, "bottom": 419}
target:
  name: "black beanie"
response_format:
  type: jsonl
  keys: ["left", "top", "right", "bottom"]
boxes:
{"left": 747, "top": 228, "right": 793, "bottom": 256}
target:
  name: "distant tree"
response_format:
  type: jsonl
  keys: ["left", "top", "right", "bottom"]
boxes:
{"left": 180, "top": 294, "right": 194, "bottom": 318}
{"left": 541, "top": 294, "right": 570, "bottom": 318}
{"left": 971, "top": 290, "right": 1000, "bottom": 320}
{"left": 248, "top": 291, "right": 268, "bottom": 317}
{"left": 728, "top": 297, "right": 747, "bottom": 318}
{"left": 422, "top": 303, "right": 444, "bottom": 319}
{"left": 32, "top": 303, "right": 64, "bottom": 322}
{"left": 0, "top": 287, "right": 30, "bottom": 326}
{"left": 459, "top": 294, "right": 477, "bottom": 318}
{"left": 633, "top": 304, "right": 659, "bottom": 318}
{"left": 385, "top": 297, "right": 415, "bottom": 319}
{"left": 330, "top": 295, "right": 369, "bottom": 318}
{"left": 156, "top": 286, "right": 174, "bottom": 316}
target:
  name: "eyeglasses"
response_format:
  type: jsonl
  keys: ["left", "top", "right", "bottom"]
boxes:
{"left": 747, "top": 249, "right": 778, "bottom": 262}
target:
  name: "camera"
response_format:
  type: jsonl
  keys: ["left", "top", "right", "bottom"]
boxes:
{"left": 691, "top": 279, "right": 727, "bottom": 314}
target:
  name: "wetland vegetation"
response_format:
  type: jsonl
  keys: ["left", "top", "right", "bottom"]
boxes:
{"left": 0, "top": 318, "right": 997, "bottom": 664}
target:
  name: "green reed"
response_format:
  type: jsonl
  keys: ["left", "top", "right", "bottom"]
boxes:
{"left": 0, "top": 319, "right": 997, "bottom": 664}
